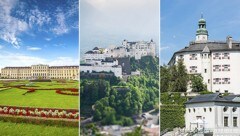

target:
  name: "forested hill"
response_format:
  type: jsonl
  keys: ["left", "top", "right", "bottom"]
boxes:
{"left": 80, "top": 56, "right": 159, "bottom": 128}
{"left": 130, "top": 56, "right": 159, "bottom": 79}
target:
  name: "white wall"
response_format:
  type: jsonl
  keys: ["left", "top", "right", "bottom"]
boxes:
{"left": 80, "top": 65, "right": 122, "bottom": 78}
{"left": 185, "top": 102, "right": 240, "bottom": 135}
{"left": 185, "top": 102, "right": 215, "bottom": 131}
{"left": 174, "top": 50, "right": 240, "bottom": 94}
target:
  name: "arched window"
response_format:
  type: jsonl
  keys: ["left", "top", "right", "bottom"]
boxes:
{"left": 189, "top": 109, "right": 191, "bottom": 113}
{"left": 223, "top": 106, "right": 228, "bottom": 112}
{"left": 204, "top": 108, "right": 206, "bottom": 112}
{"left": 232, "top": 107, "right": 237, "bottom": 112}
{"left": 209, "top": 108, "right": 212, "bottom": 112}
{"left": 193, "top": 108, "right": 196, "bottom": 112}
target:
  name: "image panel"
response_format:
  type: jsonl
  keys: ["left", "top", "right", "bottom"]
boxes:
{"left": 160, "top": 0, "right": 240, "bottom": 135}
{"left": 0, "top": 0, "right": 79, "bottom": 135}
{"left": 80, "top": 0, "right": 160, "bottom": 135}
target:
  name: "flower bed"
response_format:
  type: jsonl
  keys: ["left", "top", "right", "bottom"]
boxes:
{"left": 22, "top": 88, "right": 36, "bottom": 95}
{"left": 0, "top": 106, "right": 79, "bottom": 120}
{"left": 55, "top": 88, "right": 79, "bottom": 96}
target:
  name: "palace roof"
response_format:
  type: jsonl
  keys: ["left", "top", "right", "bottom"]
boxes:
{"left": 185, "top": 93, "right": 240, "bottom": 104}
{"left": 176, "top": 41, "right": 240, "bottom": 54}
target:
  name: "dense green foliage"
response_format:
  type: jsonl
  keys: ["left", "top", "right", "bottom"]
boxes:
{"left": 161, "top": 60, "right": 207, "bottom": 92}
{"left": 189, "top": 75, "right": 207, "bottom": 92}
{"left": 160, "top": 105, "right": 185, "bottom": 131}
{"left": 130, "top": 56, "right": 159, "bottom": 79}
{"left": 161, "top": 60, "right": 188, "bottom": 92}
{"left": 160, "top": 92, "right": 188, "bottom": 105}
{"left": 80, "top": 56, "right": 159, "bottom": 126}
{"left": 160, "top": 61, "right": 209, "bottom": 132}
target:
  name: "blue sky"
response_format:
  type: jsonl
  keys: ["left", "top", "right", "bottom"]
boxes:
{"left": 80, "top": 0, "right": 159, "bottom": 57}
{"left": 161, "top": 0, "right": 240, "bottom": 64}
{"left": 0, "top": 0, "right": 78, "bottom": 68}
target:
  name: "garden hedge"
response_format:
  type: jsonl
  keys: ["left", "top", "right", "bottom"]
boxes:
{"left": 160, "top": 104, "right": 185, "bottom": 131}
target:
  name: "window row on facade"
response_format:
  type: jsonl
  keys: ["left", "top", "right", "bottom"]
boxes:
{"left": 178, "top": 52, "right": 231, "bottom": 61}
{"left": 188, "top": 107, "right": 212, "bottom": 113}
{"left": 213, "top": 53, "right": 230, "bottom": 60}
{"left": 224, "top": 116, "right": 238, "bottom": 127}
{"left": 213, "top": 65, "right": 230, "bottom": 71}
{"left": 213, "top": 78, "right": 230, "bottom": 84}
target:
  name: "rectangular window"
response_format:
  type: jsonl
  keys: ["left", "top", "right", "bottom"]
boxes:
{"left": 204, "top": 69, "right": 207, "bottom": 73}
{"left": 213, "top": 78, "right": 221, "bottom": 84}
{"left": 222, "top": 78, "right": 230, "bottom": 84}
{"left": 189, "top": 66, "right": 197, "bottom": 73}
{"left": 233, "top": 117, "right": 238, "bottom": 127}
{"left": 178, "top": 55, "right": 184, "bottom": 61}
{"left": 213, "top": 65, "right": 221, "bottom": 72}
{"left": 213, "top": 53, "right": 221, "bottom": 59}
{"left": 222, "top": 53, "right": 230, "bottom": 59}
{"left": 222, "top": 65, "right": 230, "bottom": 71}
{"left": 224, "top": 117, "right": 228, "bottom": 127}
{"left": 190, "top": 54, "right": 197, "bottom": 60}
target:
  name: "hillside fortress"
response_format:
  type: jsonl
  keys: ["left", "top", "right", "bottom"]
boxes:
{"left": 168, "top": 16, "right": 240, "bottom": 94}
{"left": 81, "top": 39, "right": 156, "bottom": 78}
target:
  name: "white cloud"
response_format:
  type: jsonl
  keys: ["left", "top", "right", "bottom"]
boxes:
{"left": 0, "top": 0, "right": 28, "bottom": 48}
{"left": 27, "top": 46, "right": 41, "bottom": 51}
{"left": 28, "top": 8, "right": 51, "bottom": 28}
{"left": 0, "top": 51, "right": 47, "bottom": 68}
{"left": 52, "top": 12, "right": 69, "bottom": 35}
{"left": 0, "top": 45, "right": 4, "bottom": 49}
{"left": 0, "top": 51, "right": 78, "bottom": 68}
{"left": 48, "top": 57, "right": 78, "bottom": 66}
{"left": 45, "top": 38, "right": 51, "bottom": 41}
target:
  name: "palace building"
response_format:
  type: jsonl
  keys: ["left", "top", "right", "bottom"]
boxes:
{"left": 1, "top": 64, "right": 79, "bottom": 80}
{"left": 168, "top": 16, "right": 240, "bottom": 94}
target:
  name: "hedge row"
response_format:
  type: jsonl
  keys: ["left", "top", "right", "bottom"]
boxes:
{"left": 0, "top": 114, "right": 78, "bottom": 127}
{"left": 160, "top": 104, "right": 185, "bottom": 131}
{"left": 0, "top": 105, "right": 78, "bottom": 113}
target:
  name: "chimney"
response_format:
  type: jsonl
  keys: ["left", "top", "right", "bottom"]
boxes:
{"left": 227, "top": 36, "right": 232, "bottom": 49}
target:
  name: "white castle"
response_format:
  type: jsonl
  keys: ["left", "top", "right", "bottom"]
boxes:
{"left": 168, "top": 16, "right": 240, "bottom": 94}
{"left": 81, "top": 39, "right": 156, "bottom": 78}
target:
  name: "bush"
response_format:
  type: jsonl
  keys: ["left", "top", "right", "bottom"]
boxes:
{"left": 29, "top": 79, "right": 52, "bottom": 82}
{"left": 160, "top": 105, "right": 185, "bottom": 131}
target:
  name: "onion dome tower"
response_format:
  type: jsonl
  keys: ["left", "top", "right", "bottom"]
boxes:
{"left": 196, "top": 14, "right": 208, "bottom": 42}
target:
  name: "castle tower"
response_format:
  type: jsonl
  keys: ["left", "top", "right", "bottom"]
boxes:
{"left": 196, "top": 14, "right": 208, "bottom": 42}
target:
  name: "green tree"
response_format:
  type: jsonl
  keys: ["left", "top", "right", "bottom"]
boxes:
{"left": 102, "top": 107, "right": 116, "bottom": 125}
{"left": 190, "top": 75, "right": 207, "bottom": 92}
{"left": 173, "top": 60, "right": 188, "bottom": 92}
{"left": 160, "top": 65, "right": 171, "bottom": 92}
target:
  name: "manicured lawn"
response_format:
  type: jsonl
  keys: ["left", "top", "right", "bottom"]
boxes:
{"left": 0, "top": 80, "right": 78, "bottom": 89}
{"left": 0, "top": 121, "right": 78, "bottom": 136}
{"left": 0, "top": 88, "right": 78, "bottom": 109}
{"left": 0, "top": 80, "right": 79, "bottom": 109}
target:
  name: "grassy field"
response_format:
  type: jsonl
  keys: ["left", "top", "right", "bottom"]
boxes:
{"left": 0, "top": 121, "right": 78, "bottom": 136}
{"left": 0, "top": 80, "right": 79, "bottom": 89}
{"left": 0, "top": 80, "right": 79, "bottom": 109}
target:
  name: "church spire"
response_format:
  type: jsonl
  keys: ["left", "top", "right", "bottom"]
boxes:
{"left": 196, "top": 14, "right": 208, "bottom": 42}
